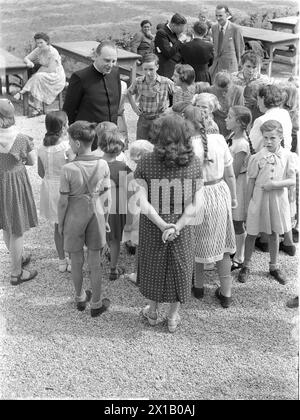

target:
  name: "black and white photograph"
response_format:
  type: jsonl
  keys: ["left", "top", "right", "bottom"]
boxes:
{"left": 0, "top": 0, "right": 299, "bottom": 401}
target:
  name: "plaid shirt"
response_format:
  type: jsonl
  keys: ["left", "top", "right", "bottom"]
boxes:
{"left": 128, "top": 75, "right": 174, "bottom": 117}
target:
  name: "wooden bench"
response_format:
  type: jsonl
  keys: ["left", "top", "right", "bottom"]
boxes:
{"left": 0, "top": 48, "right": 29, "bottom": 115}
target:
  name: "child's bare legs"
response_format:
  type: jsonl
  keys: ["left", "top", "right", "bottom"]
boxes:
{"left": 110, "top": 239, "right": 120, "bottom": 269}
{"left": 269, "top": 232, "right": 279, "bottom": 270}
{"left": 233, "top": 220, "right": 246, "bottom": 265}
{"left": 54, "top": 223, "right": 65, "bottom": 260}
{"left": 88, "top": 250, "right": 103, "bottom": 308}
{"left": 70, "top": 250, "right": 86, "bottom": 301}
{"left": 244, "top": 234, "right": 257, "bottom": 267}
{"left": 237, "top": 234, "right": 256, "bottom": 283}
{"left": 216, "top": 253, "right": 232, "bottom": 297}
{"left": 282, "top": 230, "right": 294, "bottom": 246}
{"left": 3, "top": 230, "right": 23, "bottom": 276}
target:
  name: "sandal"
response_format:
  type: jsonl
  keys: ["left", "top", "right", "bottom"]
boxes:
{"left": 10, "top": 269, "right": 38, "bottom": 286}
{"left": 109, "top": 266, "right": 125, "bottom": 281}
{"left": 231, "top": 260, "right": 243, "bottom": 271}
{"left": 76, "top": 290, "right": 92, "bottom": 311}
{"left": 142, "top": 305, "right": 158, "bottom": 326}
{"left": 167, "top": 315, "right": 181, "bottom": 333}
{"left": 21, "top": 254, "right": 31, "bottom": 268}
{"left": 90, "top": 298, "right": 111, "bottom": 317}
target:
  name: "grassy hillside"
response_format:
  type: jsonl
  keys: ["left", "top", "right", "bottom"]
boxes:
{"left": 0, "top": 0, "right": 298, "bottom": 57}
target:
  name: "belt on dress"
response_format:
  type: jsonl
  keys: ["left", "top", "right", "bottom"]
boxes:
{"left": 204, "top": 178, "right": 223, "bottom": 186}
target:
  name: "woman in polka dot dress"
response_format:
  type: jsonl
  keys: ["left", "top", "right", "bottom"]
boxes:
{"left": 134, "top": 114, "right": 203, "bottom": 332}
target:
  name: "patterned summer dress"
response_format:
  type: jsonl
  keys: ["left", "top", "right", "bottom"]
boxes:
{"left": 0, "top": 132, "right": 38, "bottom": 236}
{"left": 135, "top": 152, "right": 202, "bottom": 304}
{"left": 22, "top": 45, "right": 66, "bottom": 104}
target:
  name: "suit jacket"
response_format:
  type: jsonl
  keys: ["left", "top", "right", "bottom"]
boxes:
{"left": 63, "top": 65, "right": 121, "bottom": 126}
{"left": 154, "top": 24, "right": 182, "bottom": 79}
{"left": 181, "top": 38, "right": 214, "bottom": 83}
{"left": 210, "top": 21, "right": 244, "bottom": 82}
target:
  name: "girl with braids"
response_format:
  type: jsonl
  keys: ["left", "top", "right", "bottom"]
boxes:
{"left": 238, "top": 120, "right": 296, "bottom": 285}
{"left": 225, "top": 106, "right": 254, "bottom": 270}
{"left": 38, "top": 111, "right": 74, "bottom": 272}
{"left": 182, "top": 105, "right": 237, "bottom": 308}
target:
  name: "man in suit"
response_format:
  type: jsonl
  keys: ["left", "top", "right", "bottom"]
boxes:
{"left": 154, "top": 13, "right": 187, "bottom": 79}
{"left": 63, "top": 40, "right": 121, "bottom": 148}
{"left": 181, "top": 20, "right": 214, "bottom": 83}
{"left": 210, "top": 4, "right": 244, "bottom": 82}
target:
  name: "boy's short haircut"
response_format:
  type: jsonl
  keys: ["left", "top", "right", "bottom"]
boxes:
{"left": 68, "top": 121, "right": 97, "bottom": 144}
{"left": 170, "top": 13, "right": 187, "bottom": 25}
{"left": 260, "top": 119, "right": 283, "bottom": 136}
{"left": 193, "top": 21, "right": 208, "bottom": 37}
{"left": 142, "top": 53, "right": 159, "bottom": 65}
{"left": 98, "top": 126, "right": 124, "bottom": 155}
{"left": 258, "top": 84, "right": 284, "bottom": 109}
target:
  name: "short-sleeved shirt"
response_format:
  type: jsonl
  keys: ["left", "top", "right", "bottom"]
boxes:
{"left": 229, "top": 136, "right": 250, "bottom": 174}
{"left": 127, "top": 74, "right": 174, "bottom": 117}
{"left": 247, "top": 146, "right": 295, "bottom": 186}
{"left": 60, "top": 156, "right": 110, "bottom": 197}
{"left": 192, "top": 133, "right": 233, "bottom": 182}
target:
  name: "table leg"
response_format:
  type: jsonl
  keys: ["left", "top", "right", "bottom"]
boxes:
{"left": 131, "top": 63, "right": 137, "bottom": 83}
{"left": 22, "top": 71, "right": 29, "bottom": 116}
{"left": 268, "top": 46, "right": 274, "bottom": 78}
{"left": 6, "top": 75, "right": 10, "bottom": 94}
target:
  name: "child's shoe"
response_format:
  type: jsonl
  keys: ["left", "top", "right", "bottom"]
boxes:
{"left": 142, "top": 305, "right": 158, "bottom": 326}
{"left": 286, "top": 296, "right": 299, "bottom": 308}
{"left": 269, "top": 269, "right": 287, "bottom": 285}
{"left": 215, "top": 287, "right": 232, "bottom": 308}
{"left": 279, "top": 242, "right": 296, "bottom": 257}
{"left": 192, "top": 286, "right": 204, "bottom": 299}
{"left": 255, "top": 238, "right": 269, "bottom": 252}
{"left": 76, "top": 290, "right": 92, "bottom": 311}
{"left": 90, "top": 298, "right": 111, "bottom": 317}
{"left": 109, "top": 266, "right": 125, "bottom": 281}
{"left": 237, "top": 266, "right": 250, "bottom": 283}
{"left": 167, "top": 315, "right": 181, "bottom": 333}
{"left": 66, "top": 257, "right": 72, "bottom": 273}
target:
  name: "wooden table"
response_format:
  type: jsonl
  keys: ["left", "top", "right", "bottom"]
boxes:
{"left": 52, "top": 41, "right": 141, "bottom": 83}
{"left": 0, "top": 48, "right": 29, "bottom": 115}
{"left": 269, "top": 16, "right": 299, "bottom": 33}
{"left": 239, "top": 26, "right": 299, "bottom": 77}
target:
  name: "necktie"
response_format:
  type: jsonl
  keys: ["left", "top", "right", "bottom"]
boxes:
{"left": 218, "top": 27, "right": 224, "bottom": 55}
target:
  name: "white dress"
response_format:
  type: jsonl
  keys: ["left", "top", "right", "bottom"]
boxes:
{"left": 229, "top": 136, "right": 250, "bottom": 221}
{"left": 38, "top": 140, "right": 70, "bottom": 223}
{"left": 22, "top": 45, "right": 66, "bottom": 105}
{"left": 192, "top": 134, "right": 236, "bottom": 263}
{"left": 246, "top": 146, "right": 295, "bottom": 235}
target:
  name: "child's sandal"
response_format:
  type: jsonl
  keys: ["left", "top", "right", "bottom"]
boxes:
{"left": 10, "top": 269, "right": 38, "bottom": 286}
{"left": 231, "top": 260, "right": 243, "bottom": 271}
{"left": 109, "top": 266, "right": 125, "bottom": 281}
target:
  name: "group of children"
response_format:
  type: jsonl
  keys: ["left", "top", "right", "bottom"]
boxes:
{"left": 0, "top": 48, "right": 298, "bottom": 328}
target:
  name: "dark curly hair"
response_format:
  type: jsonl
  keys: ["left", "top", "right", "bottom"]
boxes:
{"left": 258, "top": 84, "right": 284, "bottom": 109}
{"left": 152, "top": 115, "right": 194, "bottom": 168}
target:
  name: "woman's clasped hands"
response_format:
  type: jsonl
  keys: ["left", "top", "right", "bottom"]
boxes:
{"left": 162, "top": 224, "right": 180, "bottom": 243}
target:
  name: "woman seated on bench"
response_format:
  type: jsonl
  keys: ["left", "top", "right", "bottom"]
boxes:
{"left": 14, "top": 32, "right": 65, "bottom": 117}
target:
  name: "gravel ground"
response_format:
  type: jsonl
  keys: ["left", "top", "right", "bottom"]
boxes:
{"left": 0, "top": 101, "right": 298, "bottom": 400}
